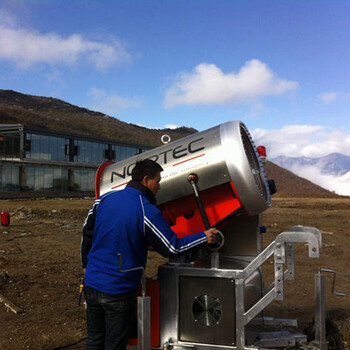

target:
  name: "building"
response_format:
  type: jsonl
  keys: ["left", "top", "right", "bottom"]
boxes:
{"left": 0, "top": 124, "right": 151, "bottom": 197}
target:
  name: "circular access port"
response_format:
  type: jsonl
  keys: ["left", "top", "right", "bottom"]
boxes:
{"left": 192, "top": 294, "right": 222, "bottom": 327}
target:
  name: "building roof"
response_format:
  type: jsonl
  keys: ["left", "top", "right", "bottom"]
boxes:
{"left": 0, "top": 124, "right": 151, "bottom": 149}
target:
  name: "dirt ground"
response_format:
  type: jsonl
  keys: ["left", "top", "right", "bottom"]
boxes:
{"left": 0, "top": 195, "right": 349, "bottom": 350}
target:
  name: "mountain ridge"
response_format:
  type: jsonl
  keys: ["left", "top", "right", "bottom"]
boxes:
{"left": 264, "top": 162, "right": 337, "bottom": 197}
{"left": 272, "top": 153, "right": 350, "bottom": 176}
{"left": 0, "top": 89, "right": 196, "bottom": 147}
{"left": 0, "top": 89, "right": 339, "bottom": 196}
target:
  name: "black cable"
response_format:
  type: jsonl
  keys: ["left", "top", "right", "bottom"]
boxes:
{"left": 45, "top": 336, "right": 87, "bottom": 350}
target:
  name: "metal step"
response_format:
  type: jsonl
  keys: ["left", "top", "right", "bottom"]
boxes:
{"left": 254, "top": 331, "right": 307, "bottom": 348}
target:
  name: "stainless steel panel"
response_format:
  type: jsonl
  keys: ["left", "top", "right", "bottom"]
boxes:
{"left": 219, "top": 214, "right": 261, "bottom": 257}
{"left": 219, "top": 122, "right": 270, "bottom": 215}
{"left": 159, "top": 266, "right": 179, "bottom": 345}
{"left": 98, "top": 121, "right": 271, "bottom": 215}
{"left": 137, "top": 296, "right": 151, "bottom": 350}
{"left": 179, "top": 276, "right": 235, "bottom": 346}
{"left": 158, "top": 263, "right": 262, "bottom": 347}
{"left": 99, "top": 124, "right": 226, "bottom": 202}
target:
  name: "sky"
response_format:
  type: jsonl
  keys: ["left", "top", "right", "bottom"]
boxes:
{"left": 0, "top": 0, "right": 350, "bottom": 193}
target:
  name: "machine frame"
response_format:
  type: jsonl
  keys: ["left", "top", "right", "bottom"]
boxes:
{"left": 156, "top": 226, "right": 322, "bottom": 350}
{"left": 95, "top": 121, "right": 343, "bottom": 350}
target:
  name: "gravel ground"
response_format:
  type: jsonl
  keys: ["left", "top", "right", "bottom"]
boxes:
{"left": 0, "top": 196, "right": 349, "bottom": 349}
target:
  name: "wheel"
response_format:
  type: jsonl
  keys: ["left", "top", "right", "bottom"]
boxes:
{"left": 304, "top": 318, "right": 344, "bottom": 350}
{"left": 325, "top": 319, "right": 344, "bottom": 350}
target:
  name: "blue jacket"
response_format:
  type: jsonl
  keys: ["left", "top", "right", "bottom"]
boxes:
{"left": 81, "top": 181, "right": 207, "bottom": 295}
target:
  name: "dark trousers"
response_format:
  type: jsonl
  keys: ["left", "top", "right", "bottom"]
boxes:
{"left": 84, "top": 287, "right": 137, "bottom": 350}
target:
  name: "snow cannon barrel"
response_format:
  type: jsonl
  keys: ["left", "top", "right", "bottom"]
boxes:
{"left": 96, "top": 121, "right": 271, "bottom": 236}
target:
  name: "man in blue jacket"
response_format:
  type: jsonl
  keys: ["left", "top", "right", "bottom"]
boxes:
{"left": 81, "top": 159, "right": 217, "bottom": 350}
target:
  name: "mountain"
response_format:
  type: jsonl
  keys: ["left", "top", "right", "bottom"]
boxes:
{"left": 263, "top": 161, "right": 335, "bottom": 196}
{"left": 272, "top": 153, "right": 350, "bottom": 176}
{"left": 0, "top": 89, "right": 197, "bottom": 147}
{"left": 0, "top": 89, "right": 337, "bottom": 196}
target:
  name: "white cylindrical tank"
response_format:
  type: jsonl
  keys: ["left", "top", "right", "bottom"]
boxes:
{"left": 97, "top": 121, "right": 270, "bottom": 216}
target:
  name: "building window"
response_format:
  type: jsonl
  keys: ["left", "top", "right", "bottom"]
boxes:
{"left": 74, "top": 140, "right": 108, "bottom": 164}
{"left": 25, "top": 133, "right": 70, "bottom": 161}
{"left": 111, "top": 145, "right": 139, "bottom": 161}
{"left": 0, "top": 133, "right": 21, "bottom": 160}
{"left": 72, "top": 169, "right": 95, "bottom": 191}
{"left": 0, "top": 166, "right": 19, "bottom": 191}
{"left": 26, "top": 166, "right": 69, "bottom": 191}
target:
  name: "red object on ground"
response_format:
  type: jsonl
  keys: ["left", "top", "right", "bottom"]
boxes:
{"left": 1, "top": 211, "right": 10, "bottom": 226}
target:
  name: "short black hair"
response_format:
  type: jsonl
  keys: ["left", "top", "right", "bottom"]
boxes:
{"left": 131, "top": 159, "right": 163, "bottom": 182}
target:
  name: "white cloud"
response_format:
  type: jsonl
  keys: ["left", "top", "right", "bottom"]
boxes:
{"left": 88, "top": 87, "right": 142, "bottom": 115}
{"left": 251, "top": 125, "right": 350, "bottom": 195}
{"left": 319, "top": 92, "right": 338, "bottom": 104}
{"left": 286, "top": 164, "right": 350, "bottom": 196}
{"left": 164, "top": 59, "right": 298, "bottom": 108}
{"left": 136, "top": 123, "right": 180, "bottom": 130}
{"left": 0, "top": 10, "right": 130, "bottom": 70}
{"left": 251, "top": 125, "right": 350, "bottom": 158}
{"left": 165, "top": 124, "right": 180, "bottom": 129}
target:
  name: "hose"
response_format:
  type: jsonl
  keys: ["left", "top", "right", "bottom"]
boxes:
{"left": 45, "top": 337, "right": 86, "bottom": 350}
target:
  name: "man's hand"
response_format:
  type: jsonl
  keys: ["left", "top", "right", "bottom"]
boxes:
{"left": 204, "top": 228, "right": 218, "bottom": 244}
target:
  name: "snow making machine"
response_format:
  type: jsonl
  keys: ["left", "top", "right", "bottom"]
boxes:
{"left": 95, "top": 121, "right": 340, "bottom": 350}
